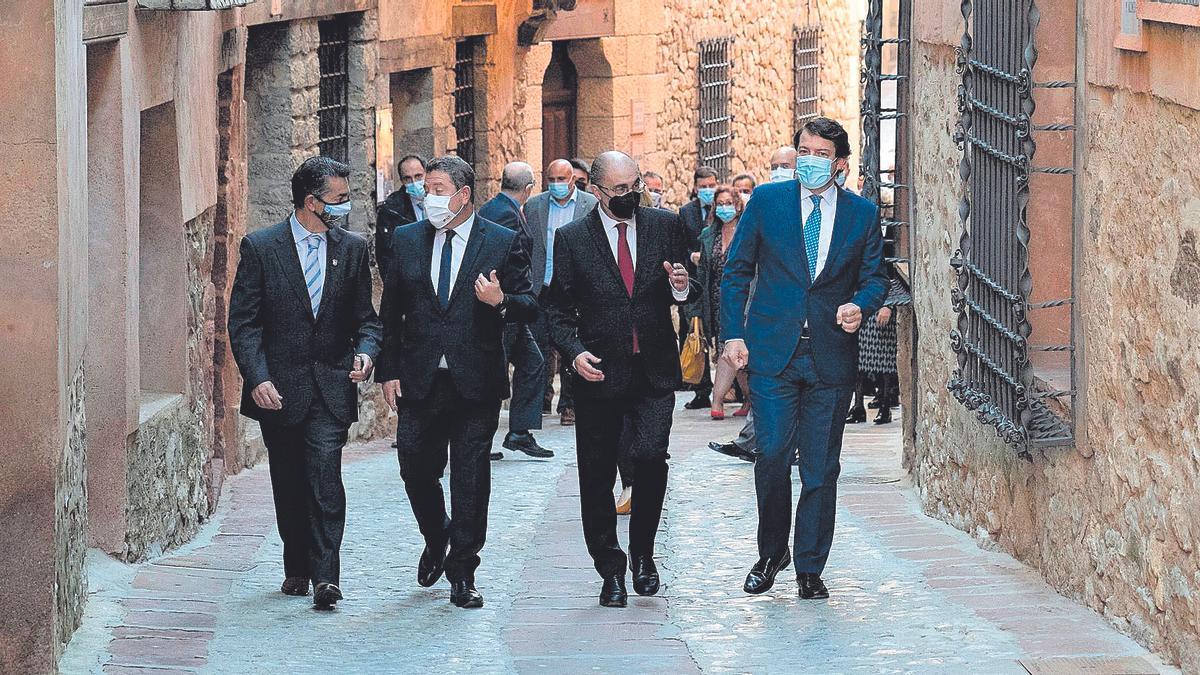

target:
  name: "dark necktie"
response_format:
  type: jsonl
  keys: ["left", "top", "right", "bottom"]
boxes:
{"left": 616, "top": 222, "right": 639, "bottom": 353}
{"left": 437, "top": 230, "right": 455, "bottom": 308}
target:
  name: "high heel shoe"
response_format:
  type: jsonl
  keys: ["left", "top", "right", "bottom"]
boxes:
{"left": 873, "top": 407, "right": 893, "bottom": 425}
{"left": 845, "top": 406, "right": 867, "bottom": 424}
{"left": 733, "top": 404, "right": 751, "bottom": 418}
{"left": 710, "top": 409, "right": 726, "bottom": 420}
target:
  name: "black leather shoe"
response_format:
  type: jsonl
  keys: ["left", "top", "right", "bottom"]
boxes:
{"left": 449, "top": 580, "right": 484, "bottom": 608}
{"left": 599, "top": 574, "right": 628, "bottom": 607}
{"left": 867, "top": 398, "right": 881, "bottom": 409}
{"left": 798, "top": 573, "right": 830, "bottom": 599}
{"left": 280, "top": 576, "right": 310, "bottom": 596}
{"left": 846, "top": 406, "right": 867, "bottom": 424}
{"left": 684, "top": 394, "right": 712, "bottom": 410}
{"left": 490, "top": 451, "right": 504, "bottom": 461}
{"left": 631, "top": 555, "right": 660, "bottom": 596}
{"left": 874, "top": 407, "right": 893, "bottom": 425}
{"left": 417, "top": 540, "right": 449, "bottom": 588}
{"left": 503, "top": 432, "right": 555, "bottom": 458}
{"left": 313, "top": 582, "right": 343, "bottom": 610}
{"left": 708, "top": 441, "right": 756, "bottom": 463}
{"left": 743, "top": 550, "right": 792, "bottom": 595}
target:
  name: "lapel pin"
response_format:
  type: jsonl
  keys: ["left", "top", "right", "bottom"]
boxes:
{"left": 332, "top": 259, "right": 339, "bottom": 267}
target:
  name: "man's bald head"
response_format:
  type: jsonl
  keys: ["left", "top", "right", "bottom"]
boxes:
{"left": 770, "top": 146, "right": 798, "bottom": 170}
{"left": 500, "top": 161, "right": 536, "bottom": 205}
{"left": 589, "top": 151, "right": 639, "bottom": 188}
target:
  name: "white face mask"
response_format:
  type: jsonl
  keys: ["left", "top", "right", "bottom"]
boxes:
{"left": 424, "top": 189, "right": 464, "bottom": 230}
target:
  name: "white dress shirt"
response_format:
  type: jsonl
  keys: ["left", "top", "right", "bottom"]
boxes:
{"left": 596, "top": 207, "right": 690, "bottom": 301}
{"left": 800, "top": 183, "right": 838, "bottom": 280}
{"left": 290, "top": 213, "right": 327, "bottom": 278}
{"left": 545, "top": 188, "right": 578, "bottom": 285}
{"left": 431, "top": 213, "right": 476, "bottom": 368}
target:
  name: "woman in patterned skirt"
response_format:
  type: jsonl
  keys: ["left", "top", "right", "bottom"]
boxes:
{"left": 848, "top": 275, "right": 911, "bottom": 424}
{"left": 694, "top": 185, "right": 750, "bottom": 420}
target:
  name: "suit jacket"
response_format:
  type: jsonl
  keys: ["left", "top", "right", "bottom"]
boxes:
{"left": 376, "top": 215, "right": 537, "bottom": 402}
{"left": 228, "top": 218, "right": 383, "bottom": 427}
{"left": 720, "top": 182, "right": 888, "bottom": 384}
{"left": 547, "top": 206, "right": 699, "bottom": 399}
{"left": 523, "top": 189, "right": 598, "bottom": 296}
{"left": 376, "top": 189, "right": 420, "bottom": 279}
{"left": 678, "top": 198, "right": 710, "bottom": 254}
{"left": 478, "top": 192, "right": 535, "bottom": 269}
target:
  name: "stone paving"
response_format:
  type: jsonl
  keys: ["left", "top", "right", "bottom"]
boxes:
{"left": 61, "top": 404, "right": 1177, "bottom": 674}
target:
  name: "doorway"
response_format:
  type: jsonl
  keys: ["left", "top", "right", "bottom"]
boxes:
{"left": 541, "top": 42, "right": 577, "bottom": 170}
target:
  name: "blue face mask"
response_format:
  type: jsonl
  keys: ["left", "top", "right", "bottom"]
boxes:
{"left": 405, "top": 180, "right": 426, "bottom": 200}
{"left": 697, "top": 187, "right": 716, "bottom": 206}
{"left": 548, "top": 181, "right": 572, "bottom": 200}
{"left": 714, "top": 204, "right": 737, "bottom": 223}
{"left": 834, "top": 171, "right": 847, "bottom": 188}
{"left": 794, "top": 156, "right": 834, "bottom": 190}
{"left": 770, "top": 167, "right": 794, "bottom": 183}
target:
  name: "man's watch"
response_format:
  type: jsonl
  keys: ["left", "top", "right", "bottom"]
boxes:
{"left": 497, "top": 296, "right": 508, "bottom": 318}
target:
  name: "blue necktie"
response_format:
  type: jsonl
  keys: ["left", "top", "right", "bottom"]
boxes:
{"left": 303, "top": 234, "right": 324, "bottom": 317}
{"left": 437, "top": 230, "right": 455, "bottom": 308}
{"left": 803, "top": 194, "right": 822, "bottom": 281}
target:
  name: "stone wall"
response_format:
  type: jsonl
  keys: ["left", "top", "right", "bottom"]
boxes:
{"left": 654, "top": 0, "right": 863, "bottom": 207}
{"left": 904, "top": 36, "right": 1200, "bottom": 670}
{"left": 54, "top": 362, "right": 88, "bottom": 655}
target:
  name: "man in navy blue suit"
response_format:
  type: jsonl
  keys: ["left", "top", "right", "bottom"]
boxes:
{"left": 720, "top": 118, "right": 888, "bottom": 600}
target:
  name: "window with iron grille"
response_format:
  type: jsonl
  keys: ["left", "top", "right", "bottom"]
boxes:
{"left": 317, "top": 18, "right": 350, "bottom": 164}
{"left": 949, "top": 0, "right": 1078, "bottom": 456}
{"left": 697, "top": 37, "right": 733, "bottom": 181}
{"left": 793, "top": 25, "right": 821, "bottom": 131}
{"left": 452, "top": 39, "right": 478, "bottom": 167}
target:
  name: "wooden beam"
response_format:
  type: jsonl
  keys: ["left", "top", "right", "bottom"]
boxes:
{"left": 83, "top": 1, "right": 128, "bottom": 43}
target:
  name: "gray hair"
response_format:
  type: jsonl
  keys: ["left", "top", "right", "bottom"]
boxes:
{"left": 500, "top": 161, "right": 535, "bottom": 192}
{"left": 589, "top": 151, "right": 638, "bottom": 187}
{"left": 425, "top": 155, "right": 475, "bottom": 194}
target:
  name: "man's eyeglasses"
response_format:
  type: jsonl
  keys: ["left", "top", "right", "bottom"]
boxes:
{"left": 594, "top": 178, "right": 645, "bottom": 197}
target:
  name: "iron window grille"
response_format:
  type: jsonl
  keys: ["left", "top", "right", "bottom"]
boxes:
{"left": 317, "top": 18, "right": 350, "bottom": 164}
{"left": 860, "top": 1, "right": 911, "bottom": 269}
{"left": 697, "top": 37, "right": 733, "bottom": 181}
{"left": 793, "top": 25, "right": 822, "bottom": 131}
{"left": 949, "top": 0, "right": 1078, "bottom": 456}
{"left": 452, "top": 39, "right": 478, "bottom": 167}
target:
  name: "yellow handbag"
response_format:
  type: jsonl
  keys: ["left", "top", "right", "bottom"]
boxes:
{"left": 680, "top": 317, "right": 708, "bottom": 385}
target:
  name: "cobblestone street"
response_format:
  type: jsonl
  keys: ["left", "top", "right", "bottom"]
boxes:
{"left": 61, "top": 405, "right": 1174, "bottom": 674}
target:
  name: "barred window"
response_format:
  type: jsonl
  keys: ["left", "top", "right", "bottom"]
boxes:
{"left": 452, "top": 39, "right": 478, "bottom": 167}
{"left": 317, "top": 18, "right": 350, "bottom": 163}
{"left": 793, "top": 25, "right": 821, "bottom": 131}
{"left": 949, "top": 0, "right": 1078, "bottom": 455}
{"left": 697, "top": 37, "right": 733, "bottom": 181}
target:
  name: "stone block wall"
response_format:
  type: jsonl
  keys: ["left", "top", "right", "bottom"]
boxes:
{"left": 54, "top": 362, "right": 88, "bottom": 656}
{"left": 653, "top": 0, "right": 863, "bottom": 207}
{"left": 904, "top": 35, "right": 1200, "bottom": 670}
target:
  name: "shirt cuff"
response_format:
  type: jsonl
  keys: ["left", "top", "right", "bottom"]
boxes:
{"left": 724, "top": 338, "right": 746, "bottom": 346}
{"left": 671, "top": 285, "right": 690, "bottom": 302}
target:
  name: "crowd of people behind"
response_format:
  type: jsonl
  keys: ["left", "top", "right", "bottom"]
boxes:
{"left": 227, "top": 116, "right": 898, "bottom": 611}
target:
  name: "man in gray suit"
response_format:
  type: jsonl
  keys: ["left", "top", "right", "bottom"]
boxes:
{"left": 525, "top": 158, "right": 599, "bottom": 426}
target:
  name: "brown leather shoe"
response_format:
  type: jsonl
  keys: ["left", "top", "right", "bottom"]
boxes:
{"left": 560, "top": 408, "right": 575, "bottom": 426}
{"left": 615, "top": 486, "right": 632, "bottom": 515}
{"left": 281, "top": 577, "right": 310, "bottom": 596}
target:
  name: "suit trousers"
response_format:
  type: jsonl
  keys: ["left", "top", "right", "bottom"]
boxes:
{"left": 503, "top": 320, "right": 546, "bottom": 434}
{"left": 748, "top": 340, "right": 852, "bottom": 574}
{"left": 573, "top": 360, "right": 674, "bottom": 577}
{"left": 260, "top": 392, "right": 350, "bottom": 586}
{"left": 396, "top": 372, "right": 501, "bottom": 582}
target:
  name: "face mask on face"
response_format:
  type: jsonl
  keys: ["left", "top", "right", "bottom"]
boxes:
{"left": 405, "top": 179, "right": 426, "bottom": 200}
{"left": 770, "top": 167, "right": 794, "bottom": 183}
{"left": 794, "top": 156, "right": 834, "bottom": 190}
{"left": 606, "top": 190, "right": 641, "bottom": 220}
{"left": 714, "top": 204, "right": 737, "bottom": 223}
{"left": 424, "top": 188, "right": 464, "bottom": 230}
{"left": 315, "top": 198, "right": 351, "bottom": 225}
{"left": 739, "top": 191, "right": 753, "bottom": 205}
{"left": 575, "top": 179, "right": 588, "bottom": 192}
{"left": 649, "top": 191, "right": 664, "bottom": 208}
{"left": 548, "top": 181, "right": 571, "bottom": 200}
{"left": 697, "top": 187, "right": 716, "bottom": 206}
{"left": 834, "top": 171, "right": 847, "bottom": 188}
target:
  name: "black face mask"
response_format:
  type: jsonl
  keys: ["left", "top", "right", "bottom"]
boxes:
{"left": 607, "top": 191, "right": 641, "bottom": 220}
{"left": 575, "top": 179, "right": 587, "bottom": 191}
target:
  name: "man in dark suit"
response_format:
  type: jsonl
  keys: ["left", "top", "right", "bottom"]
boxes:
{"left": 228, "top": 156, "right": 382, "bottom": 610}
{"left": 526, "top": 158, "right": 600, "bottom": 427}
{"left": 376, "top": 154, "right": 428, "bottom": 279}
{"left": 721, "top": 117, "right": 888, "bottom": 600}
{"left": 678, "top": 165, "right": 719, "bottom": 410}
{"left": 547, "top": 151, "right": 696, "bottom": 608}
{"left": 377, "top": 155, "right": 536, "bottom": 609}
{"left": 478, "top": 161, "right": 553, "bottom": 460}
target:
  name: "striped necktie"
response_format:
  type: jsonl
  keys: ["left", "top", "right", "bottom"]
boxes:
{"left": 803, "top": 194, "right": 822, "bottom": 281}
{"left": 303, "top": 234, "right": 324, "bottom": 317}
